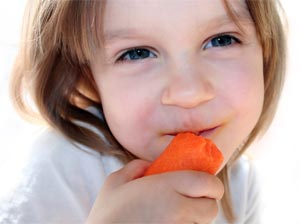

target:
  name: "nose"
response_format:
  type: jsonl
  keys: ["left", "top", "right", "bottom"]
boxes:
{"left": 161, "top": 61, "right": 215, "bottom": 108}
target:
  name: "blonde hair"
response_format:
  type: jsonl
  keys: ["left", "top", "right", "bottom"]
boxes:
{"left": 11, "top": 0, "right": 286, "bottom": 222}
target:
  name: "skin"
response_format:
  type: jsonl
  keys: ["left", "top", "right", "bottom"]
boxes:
{"left": 88, "top": 0, "right": 264, "bottom": 222}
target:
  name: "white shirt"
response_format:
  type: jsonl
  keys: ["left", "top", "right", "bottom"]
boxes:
{"left": 0, "top": 128, "right": 261, "bottom": 224}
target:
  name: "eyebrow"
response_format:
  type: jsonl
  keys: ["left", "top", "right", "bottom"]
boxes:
{"left": 103, "top": 28, "right": 150, "bottom": 45}
{"left": 103, "top": 12, "right": 253, "bottom": 45}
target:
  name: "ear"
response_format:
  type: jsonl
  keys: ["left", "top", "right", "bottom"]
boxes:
{"left": 80, "top": 64, "right": 102, "bottom": 104}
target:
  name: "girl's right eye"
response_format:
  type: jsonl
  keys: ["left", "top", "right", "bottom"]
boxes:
{"left": 117, "top": 48, "right": 157, "bottom": 62}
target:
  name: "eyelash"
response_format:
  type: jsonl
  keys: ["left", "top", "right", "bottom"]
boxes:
{"left": 116, "top": 34, "right": 241, "bottom": 63}
{"left": 117, "top": 47, "right": 157, "bottom": 63}
{"left": 204, "top": 33, "right": 241, "bottom": 49}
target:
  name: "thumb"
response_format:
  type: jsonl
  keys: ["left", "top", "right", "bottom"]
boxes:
{"left": 102, "top": 159, "right": 150, "bottom": 192}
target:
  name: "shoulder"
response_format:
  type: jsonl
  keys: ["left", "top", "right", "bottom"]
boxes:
{"left": 0, "top": 127, "right": 124, "bottom": 223}
{"left": 229, "top": 154, "right": 258, "bottom": 183}
{"left": 228, "top": 155, "right": 261, "bottom": 223}
{"left": 28, "top": 127, "right": 124, "bottom": 177}
{"left": 215, "top": 155, "right": 261, "bottom": 224}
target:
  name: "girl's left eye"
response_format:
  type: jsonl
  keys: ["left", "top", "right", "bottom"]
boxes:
{"left": 204, "top": 34, "right": 241, "bottom": 49}
{"left": 117, "top": 48, "right": 157, "bottom": 62}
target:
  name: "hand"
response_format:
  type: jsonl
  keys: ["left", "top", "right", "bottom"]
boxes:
{"left": 86, "top": 159, "right": 224, "bottom": 224}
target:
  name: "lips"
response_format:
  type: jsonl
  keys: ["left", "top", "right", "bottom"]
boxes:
{"left": 167, "top": 126, "right": 219, "bottom": 138}
{"left": 197, "top": 126, "right": 218, "bottom": 138}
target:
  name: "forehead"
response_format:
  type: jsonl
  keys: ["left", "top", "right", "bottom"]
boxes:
{"left": 102, "top": 0, "right": 251, "bottom": 42}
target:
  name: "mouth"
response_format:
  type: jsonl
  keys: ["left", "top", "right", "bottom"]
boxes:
{"left": 167, "top": 126, "right": 219, "bottom": 138}
{"left": 196, "top": 126, "right": 218, "bottom": 138}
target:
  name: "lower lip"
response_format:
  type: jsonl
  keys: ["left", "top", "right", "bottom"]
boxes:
{"left": 167, "top": 126, "right": 219, "bottom": 138}
{"left": 198, "top": 127, "right": 218, "bottom": 138}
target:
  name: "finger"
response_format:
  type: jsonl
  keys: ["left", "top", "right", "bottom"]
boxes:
{"left": 163, "top": 170, "right": 224, "bottom": 200}
{"left": 165, "top": 193, "right": 219, "bottom": 223}
{"left": 102, "top": 159, "right": 151, "bottom": 193}
{"left": 179, "top": 197, "right": 219, "bottom": 224}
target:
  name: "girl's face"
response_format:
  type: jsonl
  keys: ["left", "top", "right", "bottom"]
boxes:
{"left": 91, "top": 0, "right": 264, "bottom": 168}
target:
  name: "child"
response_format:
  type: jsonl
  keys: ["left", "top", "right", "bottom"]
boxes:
{"left": 1, "top": 0, "right": 286, "bottom": 223}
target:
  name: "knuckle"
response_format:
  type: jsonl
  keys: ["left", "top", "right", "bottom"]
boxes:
{"left": 209, "top": 200, "right": 219, "bottom": 218}
{"left": 189, "top": 171, "right": 215, "bottom": 187}
{"left": 201, "top": 174, "right": 225, "bottom": 199}
{"left": 199, "top": 199, "right": 219, "bottom": 222}
{"left": 214, "top": 176, "right": 225, "bottom": 199}
{"left": 103, "top": 169, "right": 125, "bottom": 189}
{"left": 218, "top": 181, "right": 225, "bottom": 199}
{"left": 102, "top": 173, "right": 117, "bottom": 190}
{"left": 107, "top": 170, "right": 120, "bottom": 181}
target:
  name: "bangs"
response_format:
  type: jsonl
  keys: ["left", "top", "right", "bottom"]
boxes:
{"left": 222, "top": 0, "right": 252, "bottom": 35}
{"left": 61, "top": 0, "right": 105, "bottom": 63}
{"left": 33, "top": 0, "right": 106, "bottom": 64}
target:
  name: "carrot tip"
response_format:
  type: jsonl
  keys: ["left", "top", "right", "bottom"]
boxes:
{"left": 144, "top": 132, "right": 224, "bottom": 176}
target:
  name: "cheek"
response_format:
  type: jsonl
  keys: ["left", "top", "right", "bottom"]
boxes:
{"left": 217, "top": 50, "right": 264, "bottom": 117}
{"left": 225, "top": 66, "right": 264, "bottom": 137}
{"left": 97, "top": 76, "right": 159, "bottom": 155}
{"left": 238, "top": 62, "right": 264, "bottom": 117}
{"left": 226, "top": 73, "right": 264, "bottom": 114}
{"left": 214, "top": 53, "right": 264, "bottom": 162}
{"left": 105, "top": 91, "right": 154, "bottom": 129}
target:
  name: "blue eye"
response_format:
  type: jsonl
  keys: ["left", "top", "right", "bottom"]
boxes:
{"left": 204, "top": 34, "right": 241, "bottom": 49}
{"left": 117, "top": 48, "right": 156, "bottom": 62}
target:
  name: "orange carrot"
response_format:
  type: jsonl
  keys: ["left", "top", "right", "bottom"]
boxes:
{"left": 144, "top": 132, "right": 224, "bottom": 176}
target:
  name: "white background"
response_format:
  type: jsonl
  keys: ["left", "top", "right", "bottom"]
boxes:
{"left": 0, "top": 1, "right": 299, "bottom": 223}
